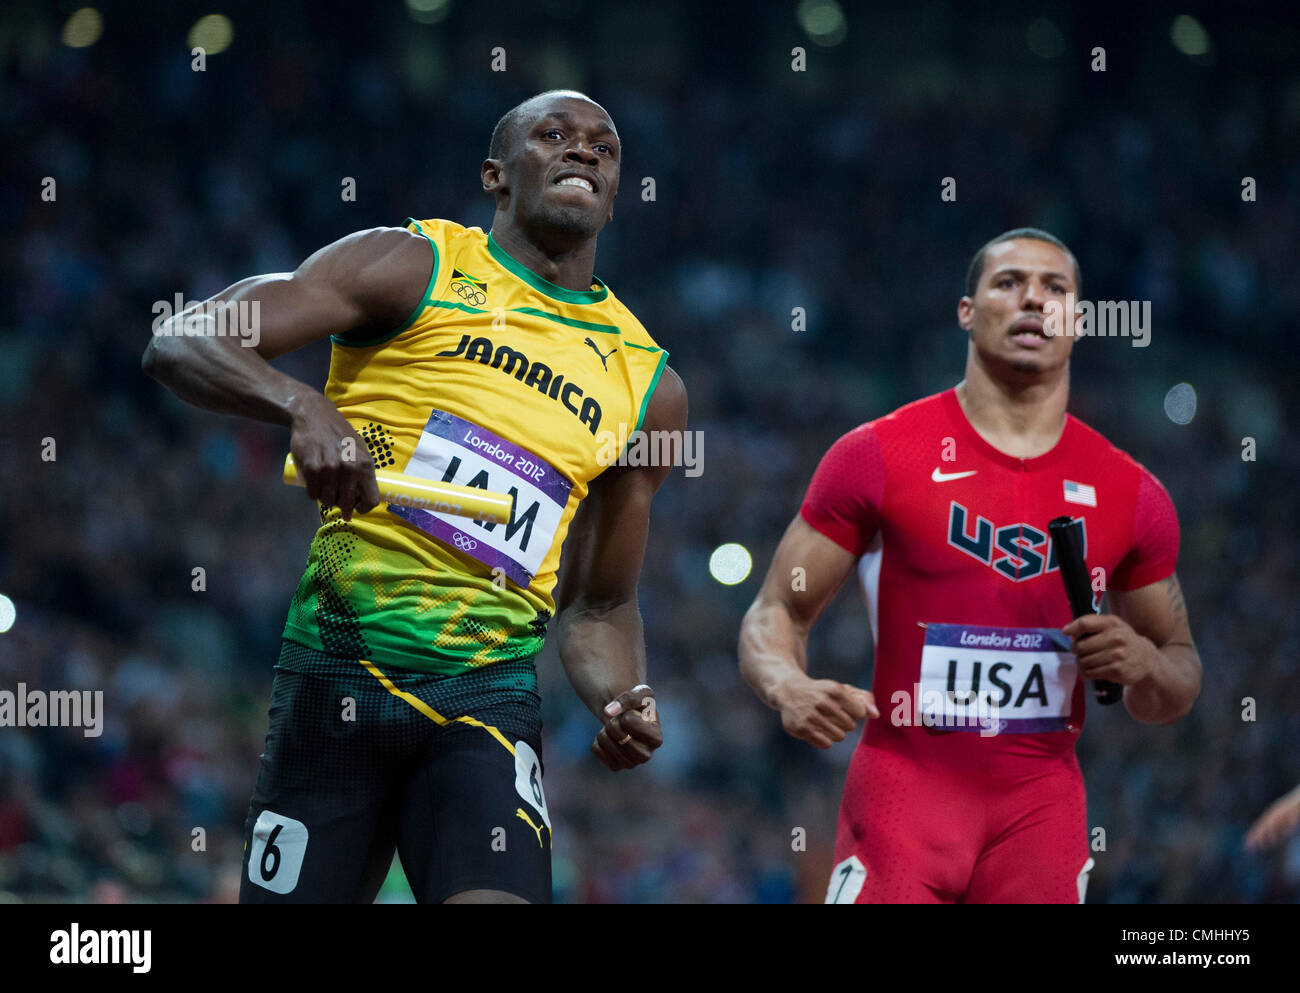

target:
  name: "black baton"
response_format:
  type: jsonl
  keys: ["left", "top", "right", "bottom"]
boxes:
{"left": 1048, "top": 516, "right": 1122, "bottom": 706}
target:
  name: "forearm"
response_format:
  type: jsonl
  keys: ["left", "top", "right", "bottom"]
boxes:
{"left": 738, "top": 598, "right": 810, "bottom": 709}
{"left": 1124, "top": 641, "right": 1201, "bottom": 725}
{"left": 557, "top": 598, "right": 646, "bottom": 719}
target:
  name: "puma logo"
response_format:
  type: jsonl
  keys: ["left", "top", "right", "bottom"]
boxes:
{"left": 515, "top": 807, "right": 547, "bottom": 848}
{"left": 584, "top": 337, "right": 616, "bottom": 370}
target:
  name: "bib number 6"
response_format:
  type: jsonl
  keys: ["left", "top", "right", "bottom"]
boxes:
{"left": 248, "top": 810, "right": 309, "bottom": 895}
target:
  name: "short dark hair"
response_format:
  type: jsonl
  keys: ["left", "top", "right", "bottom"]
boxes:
{"left": 965, "top": 227, "right": 1081, "bottom": 297}
{"left": 488, "top": 104, "right": 527, "bottom": 161}
{"left": 488, "top": 89, "right": 603, "bottom": 161}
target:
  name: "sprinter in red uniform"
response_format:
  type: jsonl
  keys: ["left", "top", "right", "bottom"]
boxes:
{"left": 739, "top": 229, "right": 1201, "bottom": 903}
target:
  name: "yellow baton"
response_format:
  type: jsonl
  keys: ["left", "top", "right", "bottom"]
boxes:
{"left": 283, "top": 454, "right": 513, "bottom": 524}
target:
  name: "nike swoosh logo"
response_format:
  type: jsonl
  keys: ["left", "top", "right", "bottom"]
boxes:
{"left": 932, "top": 468, "right": 978, "bottom": 482}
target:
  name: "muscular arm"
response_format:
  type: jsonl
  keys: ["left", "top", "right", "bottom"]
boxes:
{"left": 554, "top": 366, "right": 686, "bottom": 770}
{"left": 141, "top": 226, "right": 432, "bottom": 517}
{"left": 1066, "top": 572, "right": 1201, "bottom": 725}
{"left": 738, "top": 516, "right": 877, "bottom": 748}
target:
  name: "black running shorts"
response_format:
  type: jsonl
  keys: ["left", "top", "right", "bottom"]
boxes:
{"left": 238, "top": 640, "right": 552, "bottom": 904}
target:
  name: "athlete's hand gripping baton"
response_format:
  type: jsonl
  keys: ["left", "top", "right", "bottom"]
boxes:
{"left": 283, "top": 454, "right": 513, "bottom": 524}
{"left": 1048, "top": 516, "right": 1122, "bottom": 706}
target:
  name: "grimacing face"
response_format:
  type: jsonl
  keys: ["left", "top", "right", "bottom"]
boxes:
{"left": 957, "top": 238, "right": 1080, "bottom": 377}
{"left": 487, "top": 95, "right": 621, "bottom": 241}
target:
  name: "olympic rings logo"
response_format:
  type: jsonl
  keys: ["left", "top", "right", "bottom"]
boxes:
{"left": 451, "top": 531, "right": 479, "bottom": 551}
{"left": 451, "top": 281, "right": 487, "bottom": 307}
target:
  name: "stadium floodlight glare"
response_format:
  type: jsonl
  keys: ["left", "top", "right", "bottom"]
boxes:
{"left": 61, "top": 8, "right": 104, "bottom": 49}
{"left": 406, "top": 0, "right": 452, "bottom": 24}
{"left": 1170, "top": 15, "right": 1211, "bottom": 57}
{"left": 709, "top": 543, "right": 753, "bottom": 586}
{"left": 1163, "top": 383, "right": 1197, "bottom": 425}
{"left": 188, "top": 14, "right": 234, "bottom": 55}
{"left": 797, "top": 0, "right": 847, "bottom": 47}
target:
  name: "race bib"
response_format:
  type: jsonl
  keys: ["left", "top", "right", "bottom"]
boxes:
{"left": 389, "top": 409, "right": 573, "bottom": 587}
{"left": 917, "top": 623, "right": 1078, "bottom": 734}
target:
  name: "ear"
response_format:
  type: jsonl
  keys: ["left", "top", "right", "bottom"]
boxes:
{"left": 482, "top": 158, "right": 506, "bottom": 196}
{"left": 957, "top": 295, "right": 974, "bottom": 331}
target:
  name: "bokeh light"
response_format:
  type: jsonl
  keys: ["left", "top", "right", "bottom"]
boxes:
{"left": 188, "top": 14, "right": 234, "bottom": 55}
{"left": 797, "top": 0, "right": 847, "bottom": 47}
{"left": 61, "top": 8, "right": 103, "bottom": 49}
{"left": 406, "top": 0, "right": 452, "bottom": 25}
{"left": 1170, "top": 15, "right": 1210, "bottom": 57}
{"left": 709, "top": 543, "right": 753, "bottom": 586}
{"left": 1026, "top": 18, "right": 1065, "bottom": 59}
{"left": 1163, "top": 382, "right": 1197, "bottom": 425}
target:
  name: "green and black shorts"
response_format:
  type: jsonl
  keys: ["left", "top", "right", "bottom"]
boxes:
{"left": 238, "top": 640, "right": 552, "bottom": 904}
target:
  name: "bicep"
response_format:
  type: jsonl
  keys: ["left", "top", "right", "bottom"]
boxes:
{"left": 557, "top": 464, "right": 658, "bottom": 611}
{"left": 206, "top": 226, "right": 432, "bottom": 360}
{"left": 1110, "top": 572, "right": 1193, "bottom": 648}
{"left": 557, "top": 366, "right": 687, "bottom": 611}
{"left": 756, "top": 515, "right": 859, "bottom": 630}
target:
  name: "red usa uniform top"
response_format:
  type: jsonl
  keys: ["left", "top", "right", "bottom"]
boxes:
{"left": 800, "top": 388, "right": 1179, "bottom": 755}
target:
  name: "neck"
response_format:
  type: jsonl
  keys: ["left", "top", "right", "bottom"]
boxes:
{"left": 955, "top": 346, "right": 1070, "bottom": 459}
{"left": 490, "top": 214, "right": 597, "bottom": 293}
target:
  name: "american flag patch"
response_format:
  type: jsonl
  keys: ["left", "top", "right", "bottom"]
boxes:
{"left": 1063, "top": 480, "right": 1097, "bottom": 507}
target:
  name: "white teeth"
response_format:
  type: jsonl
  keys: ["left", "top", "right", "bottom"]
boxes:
{"left": 558, "top": 177, "right": 594, "bottom": 192}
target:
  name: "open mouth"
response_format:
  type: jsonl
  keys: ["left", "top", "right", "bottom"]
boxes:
{"left": 554, "top": 172, "right": 598, "bottom": 195}
{"left": 1010, "top": 318, "right": 1047, "bottom": 344}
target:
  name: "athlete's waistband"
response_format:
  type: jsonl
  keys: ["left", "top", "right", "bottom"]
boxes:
{"left": 862, "top": 719, "right": 1081, "bottom": 761}
{"left": 276, "top": 637, "right": 539, "bottom": 688}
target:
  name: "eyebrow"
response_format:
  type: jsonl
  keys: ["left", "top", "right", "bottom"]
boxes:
{"left": 991, "top": 267, "right": 1072, "bottom": 282}
{"left": 535, "top": 112, "right": 619, "bottom": 141}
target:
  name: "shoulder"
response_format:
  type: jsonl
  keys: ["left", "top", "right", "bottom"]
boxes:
{"left": 813, "top": 421, "right": 885, "bottom": 493}
{"left": 405, "top": 217, "right": 477, "bottom": 243}
{"left": 302, "top": 226, "right": 434, "bottom": 325}
{"left": 599, "top": 285, "right": 665, "bottom": 353}
{"left": 822, "top": 389, "right": 946, "bottom": 453}
{"left": 401, "top": 218, "right": 485, "bottom": 270}
{"left": 643, "top": 364, "right": 687, "bottom": 434}
{"left": 827, "top": 419, "right": 879, "bottom": 454}
{"left": 313, "top": 224, "right": 430, "bottom": 267}
{"left": 1067, "top": 412, "right": 1171, "bottom": 490}
{"left": 871, "top": 389, "right": 952, "bottom": 436}
{"left": 1062, "top": 408, "right": 1141, "bottom": 463}
{"left": 1066, "top": 413, "right": 1179, "bottom": 530}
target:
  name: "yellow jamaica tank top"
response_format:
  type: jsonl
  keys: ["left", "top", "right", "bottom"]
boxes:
{"left": 282, "top": 218, "right": 668, "bottom": 674}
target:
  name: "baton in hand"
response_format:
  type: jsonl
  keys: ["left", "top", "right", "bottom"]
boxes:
{"left": 1048, "top": 516, "right": 1122, "bottom": 706}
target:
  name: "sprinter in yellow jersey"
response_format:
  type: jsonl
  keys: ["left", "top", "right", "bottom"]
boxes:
{"left": 143, "top": 91, "right": 686, "bottom": 904}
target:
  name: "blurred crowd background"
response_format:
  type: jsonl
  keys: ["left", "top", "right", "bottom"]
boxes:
{"left": 2, "top": 0, "right": 1298, "bottom": 903}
